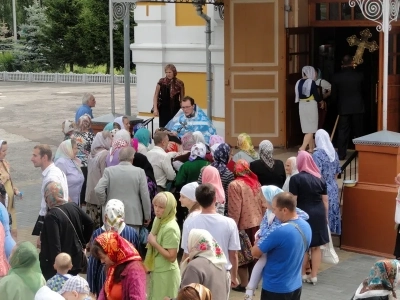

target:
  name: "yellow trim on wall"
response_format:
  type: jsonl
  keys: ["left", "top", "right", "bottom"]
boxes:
{"left": 212, "top": 116, "right": 225, "bottom": 122}
{"left": 137, "top": 2, "right": 165, "bottom": 16}
{"left": 138, "top": 112, "right": 154, "bottom": 117}
{"left": 175, "top": 4, "right": 207, "bottom": 26}
{"left": 179, "top": 72, "right": 207, "bottom": 109}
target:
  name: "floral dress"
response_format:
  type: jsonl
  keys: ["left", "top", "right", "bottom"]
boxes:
{"left": 312, "top": 149, "right": 341, "bottom": 234}
{"left": 72, "top": 131, "right": 94, "bottom": 167}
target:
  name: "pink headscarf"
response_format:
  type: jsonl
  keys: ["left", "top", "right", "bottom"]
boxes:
{"left": 201, "top": 166, "right": 225, "bottom": 204}
{"left": 297, "top": 150, "right": 321, "bottom": 178}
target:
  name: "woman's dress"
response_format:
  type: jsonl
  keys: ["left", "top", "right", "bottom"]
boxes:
{"left": 297, "top": 79, "right": 321, "bottom": 134}
{"left": 289, "top": 171, "right": 329, "bottom": 247}
{"left": 157, "top": 79, "right": 183, "bottom": 128}
{"left": 313, "top": 149, "right": 342, "bottom": 234}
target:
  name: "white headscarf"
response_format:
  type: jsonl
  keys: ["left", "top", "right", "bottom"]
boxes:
{"left": 193, "top": 131, "right": 206, "bottom": 144}
{"left": 114, "top": 129, "right": 131, "bottom": 144}
{"left": 282, "top": 156, "right": 298, "bottom": 192}
{"left": 189, "top": 143, "right": 207, "bottom": 161}
{"left": 102, "top": 199, "right": 126, "bottom": 234}
{"left": 294, "top": 66, "right": 316, "bottom": 103}
{"left": 114, "top": 116, "right": 124, "bottom": 130}
{"left": 315, "top": 129, "right": 336, "bottom": 162}
{"left": 180, "top": 182, "right": 199, "bottom": 202}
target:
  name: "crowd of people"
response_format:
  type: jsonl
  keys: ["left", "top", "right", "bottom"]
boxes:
{"left": 0, "top": 62, "right": 397, "bottom": 300}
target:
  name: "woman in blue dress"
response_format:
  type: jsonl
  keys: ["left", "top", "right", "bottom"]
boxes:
{"left": 312, "top": 129, "right": 342, "bottom": 235}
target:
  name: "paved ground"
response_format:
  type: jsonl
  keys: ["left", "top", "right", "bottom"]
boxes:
{"left": 0, "top": 83, "right": 380, "bottom": 299}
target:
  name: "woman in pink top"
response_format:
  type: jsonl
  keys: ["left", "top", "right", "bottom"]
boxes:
{"left": 0, "top": 222, "right": 10, "bottom": 278}
{"left": 228, "top": 159, "right": 266, "bottom": 292}
{"left": 199, "top": 166, "right": 225, "bottom": 215}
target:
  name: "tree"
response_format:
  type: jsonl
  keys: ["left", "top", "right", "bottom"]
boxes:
{"left": 41, "top": 0, "right": 88, "bottom": 71}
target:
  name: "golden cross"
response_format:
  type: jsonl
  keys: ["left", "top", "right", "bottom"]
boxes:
{"left": 347, "top": 28, "right": 379, "bottom": 66}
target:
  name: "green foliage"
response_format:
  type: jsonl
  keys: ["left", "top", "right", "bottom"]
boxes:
{"left": 0, "top": 52, "right": 16, "bottom": 71}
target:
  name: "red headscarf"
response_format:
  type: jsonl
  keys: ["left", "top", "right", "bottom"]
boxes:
{"left": 95, "top": 231, "right": 142, "bottom": 298}
{"left": 297, "top": 150, "right": 321, "bottom": 178}
{"left": 234, "top": 159, "right": 260, "bottom": 192}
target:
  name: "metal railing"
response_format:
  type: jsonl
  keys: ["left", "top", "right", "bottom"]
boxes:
{"left": 339, "top": 150, "right": 358, "bottom": 205}
{"left": 0, "top": 71, "right": 137, "bottom": 85}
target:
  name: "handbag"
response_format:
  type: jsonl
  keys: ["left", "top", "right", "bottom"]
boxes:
{"left": 238, "top": 230, "right": 253, "bottom": 266}
{"left": 321, "top": 224, "right": 339, "bottom": 264}
{"left": 55, "top": 207, "right": 88, "bottom": 273}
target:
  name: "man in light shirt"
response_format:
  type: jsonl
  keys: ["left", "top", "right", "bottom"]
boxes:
{"left": 146, "top": 131, "right": 176, "bottom": 192}
{"left": 31, "top": 144, "right": 69, "bottom": 239}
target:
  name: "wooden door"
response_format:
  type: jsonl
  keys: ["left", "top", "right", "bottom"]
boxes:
{"left": 224, "top": 0, "right": 286, "bottom": 147}
{"left": 286, "top": 27, "right": 311, "bottom": 148}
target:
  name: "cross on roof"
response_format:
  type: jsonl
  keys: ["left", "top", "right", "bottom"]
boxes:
{"left": 347, "top": 28, "right": 379, "bottom": 66}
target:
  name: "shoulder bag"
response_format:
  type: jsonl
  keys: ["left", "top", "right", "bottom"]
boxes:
{"left": 55, "top": 206, "right": 88, "bottom": 273}
{"left": 320, "top": 225, "right": 339, "bottom": 264}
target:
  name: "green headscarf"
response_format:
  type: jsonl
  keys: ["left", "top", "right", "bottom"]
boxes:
{"left": 144, "top": 192, "right": 177, "bottom": 271}
{"left": 8, "top": 242, "right": 45, "bottom": 294}
{"left": 134, "top": 128, "right": 151, "bottom": 147}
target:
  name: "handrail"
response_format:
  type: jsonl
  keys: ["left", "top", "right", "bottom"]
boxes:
{"left": 340, "top": 150, "right": 358, "bottom": 172}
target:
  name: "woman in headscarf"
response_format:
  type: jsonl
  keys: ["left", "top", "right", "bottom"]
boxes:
{"left": 180, "top": 229, "right": 229, "bottom": 300}
{"left": 289, "top": 150, "right": 329, "bottom": 285}
{"left": 250, "top": 140, "right": 286, "bottom": 188}
{"left": 351, "top": 259, "right": 400, "bottom": 300}
{"left": 173, "top": 132, "right": 196, "bottom": 171}
{"left": 0, "top": 201, "right": 15, "bottom": 259}
{"left": 0, "top": 241, "right": 46, "bottom": 298}
{"left": 133, "top": 128, "right": 151, "bottom": 155}
{"left": 315, "top": 67, "right": 332, "bottom": 130}
{"left": 87, "top": 199, "right": 140, "bottom": 297}
{"left": 61, "top": 119, "right": 75, "bottom": 140}
{"left": 132, "top": 152, "right": 158, "bottom": 207}
{"left": 0, "top": 223, "right": 9, "bottom": 277}
{"left": 106, "top": 129, "right": 131, "bottom": 167}
{"left": 175, "top": 284, "right": 212, "bottom": 300}
{"left": 179, "top": 182, "right": 200, "bottom": 220}
{"left": 0, "top": 140, "right": 20, "bottom": 239}
{"left": 145, "top": 192, "right": 181, "bottom": 300}
{"left": 39, "top": 182, "right": 94, "bottom": 280}
{"left": 246, "top": 185, "right": 309, "bottom": 299}
{"left": 313, "top": 129, "right": 341, "bottom": 235}
{"left": 282, "top": 156, "right": 298, "bottom": 192}
{"left": 294, "top": 66, "right": 321, "bottom": 152}
{"left": 104, "top": 122, "right": 114, "bottom": 132}
{"left": 198, "top": 166, "right": 225, "bottom": 215}
{"left": 113, "top": 116, "right": 130, "bottom": 132}
{"left": 91, "top": 231, "right": 145, "bottom": 300}
{"left": 54, "top": 138, "right": 84, "bottom": 205}
{"left": 74, "top": 114, "right": 95, "bottom": 206}
{"left": 228, "top": 159, "right": 265, "bottom": 292}
{"left": 228, "top": 133, "right": 259, "bottom": 172}
{"left": 86, "top": 131, "right": 112, "bottom": 228}
{"left": 175, "top": 143, "right": 209, "bottom": 190}
{"left": 209, "top": 135, "right": 224, "bottom": 147}
{"left": 153, "top": 64, "right": 185, "bottom": 127}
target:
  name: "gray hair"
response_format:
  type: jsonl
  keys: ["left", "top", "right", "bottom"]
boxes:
{"left": 118, "top": 146, "right": 136, "bottom": 162}
{"left": 82, "top": 93, "right": 94, "bottom": 105}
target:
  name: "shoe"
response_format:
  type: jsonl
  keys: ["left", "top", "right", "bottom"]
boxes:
{"left": 306, "top": 277, "right": 317, "bottom": 285}
{"left": 302, "top": 274, "right": 309, "bottom": 283}
{"left": 232, "top": 285, "right": 246, "bottom": 292}
{"left": 244, "top": 294, "right": 253, "bottom": 300}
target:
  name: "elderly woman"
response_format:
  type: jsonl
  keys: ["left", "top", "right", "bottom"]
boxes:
{"left": 0, "top": 241, "right": 46, "bottom": 298}
{"left": 0, "top": 140, "right": 20, "bottom": 238}
{"left": 133, "top": 128, "right": 151, "bottom": 154}
{"left": 180, "top": 229, "right": 229, "bottom": 300}
{"left": 180, "top": 182, "right": 201, "bottom": 220}
{"left": 39, "top": 182, "right": 94, "bottom": 280}
{"left": 86, "top": 131, "right": 112, "bottom": 228}
{"left": 282, "top": 156, "right": 298, "bottom": 192}
{"left": 250, "top": 140, "right": 286, "bottom": 188}
{"left": 175, "top": 143, "right": 209, "bottom": 190}
{"left": 153, "top": 64, "right": 185, "bottom": 127}
{"left": 91, "top": 231, "right": 145, "bottom": 300}
{"left": 173, "top": 132, "right": 196, "bottom": 171}
{"left": 295, "top": 66, "right": 321, "bottom": 152}
{"left": 199, "top": 166, "right": 226, "bottom": 215}
{"left": 228, "top": 133, "right": 259, "bottom": 172}
{"left": 313, "top": 129, "right": 342, "bottom": 235}
{"left": 228, "top": 159, "right": 265, "bottom": 292}
{"left": 351, "top": 259, "right": 400, "bottom": 300}
{"left": 74, "top": 114, "right": 95, "bottom": 206}
{"left": 87, "top": 199, "right": 140, "bottom": 296}
{"left": 61, "top": 120, "right": 75, "bottom": 140}
{"left": 289, "top": 151, "right": 329, "bottom": 285}
{"left": 54, "top": 139, "right": 84, "bottom": 205}
{"left": 114, "top": 116, "right": 130, "bottom": 132}
{"left": 106, "top": 129, "right": 131, "bottom": 167}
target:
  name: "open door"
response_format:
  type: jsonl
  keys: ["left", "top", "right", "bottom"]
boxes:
{"left": 286, "top": 27, "right": 312, "bottom": 148}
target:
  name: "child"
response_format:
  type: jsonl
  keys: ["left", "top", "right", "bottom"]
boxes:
{"left": 46, "top": 253, "right": 73, "bottom": 292}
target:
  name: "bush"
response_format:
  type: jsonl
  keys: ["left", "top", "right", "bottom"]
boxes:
{"left": 0, "top": 51, "right": 16, "bottom": 71}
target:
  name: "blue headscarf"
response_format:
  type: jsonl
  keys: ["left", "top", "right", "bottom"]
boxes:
{"left": 261, "top": 185, "right": 283, "bottom": 205}
{"left": 211, "top": 143, "right": 231, "bottom": 175}
{"left": 104, "top": 122, "right": 114, "bottom": 132}
{"left": 134, "top": 128, "right": 151, "bottom": 147}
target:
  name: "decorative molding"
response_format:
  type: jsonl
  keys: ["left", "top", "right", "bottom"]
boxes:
{"left": 214, "top": 4, "right": 224, "bottom": 20}
{"left": 231, "top": 71, "right": 278, "bottom": 93}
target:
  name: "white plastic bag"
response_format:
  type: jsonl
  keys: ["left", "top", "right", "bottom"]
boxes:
{"left": 321, "top": 225, "right": 339, "bottom": 264}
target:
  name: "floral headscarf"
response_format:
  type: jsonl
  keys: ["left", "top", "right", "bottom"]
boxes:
{"left": 211, "top": 143, "right": 231, "bottom": 175}
{"left": 237, "top": 133, "right": 259, "bottom": 160}
{"left": 144, "top": 192, "right": 177, "bottom": 271}
{"left": 54, "top": 139, "right": 82, "bottom": 171}
{"left": 189, "top": 143, "right": 206, "bottom": 161}
{"left": 259, "top": 140, "right": 275, "bottom": 168}
{"left": 133, "top": 123, "right": 144, "bottom": 134}
{"left": 297, "top": 150, "right": 321, "bottom": 178}
{"left": 90, "top": 131, "right": 112, "bottom": 157}
{"left": 158, "top": 64, "right": 184, "bottom": 99}
{"left": 201, "top": 166, "right": 225, "bottom": 204}
{"left": 234, "top": 159, "right": 260, "bottom": 192}
{"left": 62, "top": 120, "right": 75, "bottom": 135}
{"left": 179, "top": 284, "right": 212, "bottom": 300}
{"left": 181, "top": 132, "right": 196, "bottom": 152}
{"left": 44, "top": 182, "right": 68, "bottom": 209}
{"left": 134, "top": 128, "right": 151, "bottom": 147}
{"left": 354, "top": 260, "right": 400, "bottom": 299}
{"left": 102, "top": 199, "right": 125, "bottom": 234}
{"left": 95, "top": 231, "right": 142, "bottom": 300}
{"left": 209, "top": 135, "right": 224, "bottom": 147}
{"left": 77, "top": 114, "right": 92, "bottom": 132}
{"left": 180, "top": 229, "right": 226, "bottom": 276}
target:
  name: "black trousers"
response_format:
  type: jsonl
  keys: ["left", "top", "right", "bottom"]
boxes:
{"left": 261, "top": 287, "right": 302, "bottom": 300}
{"left": 80, "top": 166, "right": 88, "bottom": 206}
{"left": 394, "top": 225, "right": 400, "bottom": 258}
{"left": 337, "top": 113, "right": 364, "bottom": 159}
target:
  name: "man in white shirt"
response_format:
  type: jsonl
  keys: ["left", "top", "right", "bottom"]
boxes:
{"left": 31, "top": 144, "right": 69, "bottom": 237}
{"left": 181, "top": 183, "right": 240, "bottom": 294}
{"left": 146, "top": 131, "right": 176, "bottom": 191}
